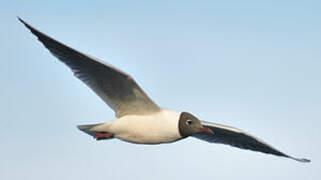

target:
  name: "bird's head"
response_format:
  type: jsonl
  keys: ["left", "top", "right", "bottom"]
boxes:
{"left": 178, "top": 112, "right": 213, "bottom": 137}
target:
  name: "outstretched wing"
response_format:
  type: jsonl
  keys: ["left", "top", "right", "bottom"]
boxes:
{"left": 19, "top": 18, "right": 160, "bottom": 118}
{"left": 193, "top": 121, "right": 310, "bottom": 162}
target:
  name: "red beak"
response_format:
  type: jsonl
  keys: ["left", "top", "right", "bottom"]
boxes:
{"left": 200, "top": 126, "right": 214, "bottom": 135}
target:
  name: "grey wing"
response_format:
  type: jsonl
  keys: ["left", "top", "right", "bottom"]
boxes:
{"left": 192, "top": 121, "right": 310, "bottom": 163}
{"left": 19, "top": 18, "right": 160, "bottom": 118}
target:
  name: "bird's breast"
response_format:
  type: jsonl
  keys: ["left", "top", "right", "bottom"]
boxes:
{"left": 108, "top": 110, "right": 182, "bottom": 144}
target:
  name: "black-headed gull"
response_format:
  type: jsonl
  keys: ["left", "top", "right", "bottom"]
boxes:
{"left": 19, "top": 18, "right": 310, "bottom": 163}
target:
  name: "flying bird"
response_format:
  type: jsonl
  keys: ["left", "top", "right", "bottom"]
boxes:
{"left": 18, "top": 18, "right": 310, "bottom": 163}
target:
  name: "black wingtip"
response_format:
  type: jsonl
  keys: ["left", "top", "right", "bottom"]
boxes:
{"left": 17, "top": 17, "right": 32, "bottom": 30}
{"left": 17, "top": 16, "right": 25, "bottom": 24}
{"left": 291, "top": 157, "right": 311, "bottom": 163}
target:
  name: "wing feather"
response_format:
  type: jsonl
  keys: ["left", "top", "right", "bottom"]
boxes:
{"left": 19, "top": 18, "right": 160, "bottom": 118}
{"left": 193, "top": 121, "right": 310, "bottom": 162}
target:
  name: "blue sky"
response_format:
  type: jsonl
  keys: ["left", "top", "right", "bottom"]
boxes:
{"left": 1, "top": 1, "right": 320, "bottom": 179}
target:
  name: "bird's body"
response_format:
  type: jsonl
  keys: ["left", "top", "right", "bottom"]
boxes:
{"left": 91, "top": 109, "right": 182, "bottom": 144}
{"left": 19, "top": 17, "right": 310, "bottom": 163}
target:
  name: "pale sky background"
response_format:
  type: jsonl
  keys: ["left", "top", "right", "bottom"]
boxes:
{"left": 1, "top": 1, "right": 320, "bottom": 180}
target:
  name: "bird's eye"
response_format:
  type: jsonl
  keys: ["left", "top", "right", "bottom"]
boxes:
{"left": 186, "top": 119, "right": 192, "bottom": 126}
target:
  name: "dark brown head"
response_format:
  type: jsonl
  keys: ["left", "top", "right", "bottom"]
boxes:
{"left": 178, "top": 112, "right": 214, "bottom": 137}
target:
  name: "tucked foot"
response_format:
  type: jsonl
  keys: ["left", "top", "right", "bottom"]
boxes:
{"left": 94, "top": 132, "right": 113, "bottom": 140}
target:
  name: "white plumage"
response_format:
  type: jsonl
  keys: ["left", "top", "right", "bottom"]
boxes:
{"left": 91, "top": 109, "right": 182, "bottom": 144}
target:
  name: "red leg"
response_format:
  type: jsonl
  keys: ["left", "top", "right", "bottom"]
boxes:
{"left": 94, "top": 132, "right": 113, "bottom": 140}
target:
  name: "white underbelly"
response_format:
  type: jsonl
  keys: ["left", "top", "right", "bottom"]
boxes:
{"left": 108, "top": 110, "right": 182, "bottom": 144}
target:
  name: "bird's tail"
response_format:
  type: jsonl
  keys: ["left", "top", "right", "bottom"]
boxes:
{"left": 77, "top": 123, "right": 103, "bottom": 137}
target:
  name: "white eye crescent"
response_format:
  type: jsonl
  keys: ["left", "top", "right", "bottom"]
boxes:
{"left": 186, "top": 119, "right": 192, "bottom": 126}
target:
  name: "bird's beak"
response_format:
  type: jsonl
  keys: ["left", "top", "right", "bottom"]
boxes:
{"left": 199, "top": 126, "right": 214, "bottom": 135}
